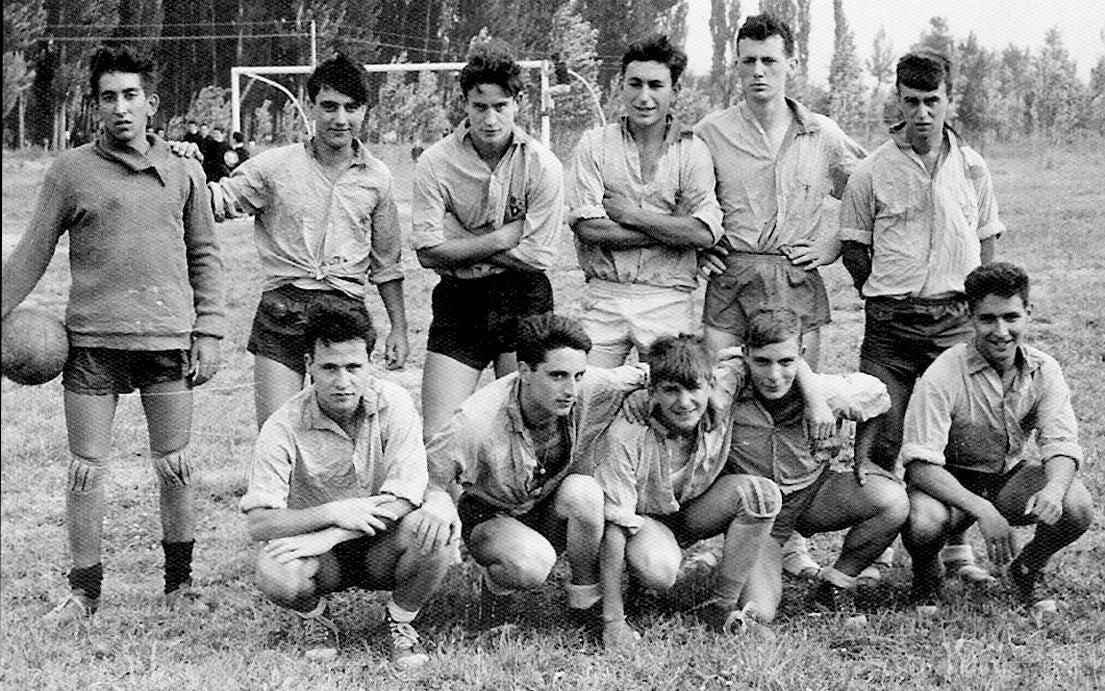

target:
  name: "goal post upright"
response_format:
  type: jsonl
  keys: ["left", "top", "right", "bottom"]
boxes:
{"left": 230, "top": 59, "right": 552, "bottom": 147}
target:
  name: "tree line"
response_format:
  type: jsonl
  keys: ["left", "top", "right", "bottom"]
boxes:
{"left": 3, "top": 0, "right": 1103, "bottom": 150}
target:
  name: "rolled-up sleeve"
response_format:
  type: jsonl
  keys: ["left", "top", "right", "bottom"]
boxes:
{"left": 410, "top": 156, "right": 447, "bottom": 250}
{"left": 426, "top": 412, "right": 470, "bottom": 489}
{"left": 898, "top": 368, "right": 959, "bottom": 467}
{"left": 240, "top": 421, "right": 295, "bottom": 513}
{"left": 829, "top": 131, "right": 867, "bottom": 200}
{"left": 508, "top": 148, "right": 564, "bottom": 271}
{"left": 838, "top": 165, "right": 875, "bottom": 245}
{"left": 1035, "top": 358, "right": 1084, "bottom": 468}
{"left": 376, "top": 388, "right": 429, "bottom": 505}
{"left": 966, "top": 153, "right": 1006, "bottom": 241}
{"left": 593, "top": 429, "right": 645, "bottom": 532}
{"left": 566, "top": 128, "right": 609, "bottom": 224}
{"left": 822, "top": 372, "right": 891, "bottom": 421}
{"left": 367, "top": 173, "right": 404, "bottom": 285}
{"left": 213, "top": 154, "right": 271, "bottom": 219}
{"left": 682, "top": 136, "right": 724, "bottom": 243}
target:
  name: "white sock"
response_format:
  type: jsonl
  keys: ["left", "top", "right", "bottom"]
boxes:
{"left": 940, "top": 544, "right": 975, "bottom": 564}
{"left": 819, "top": 566, "right": 857, "bottom": 589}
{"left": 387, "top": 598, "right": 417, "bottom": 623}
{"left": 566, "top": 582, "right": 601, "bottom": 609}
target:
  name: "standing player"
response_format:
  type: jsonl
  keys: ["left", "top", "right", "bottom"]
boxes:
{"left": 412, "top": 314, "right": 648, "bottom": 638}
{"left": 1, "top": 45, "right": 225, "bottom": 622}
{"left": 841, "top": 51, "right": 1006, "bottom": 582}
{"left": 207, "top": 54, "right": 409, "bottom": 428}
{"left": 241, "top": 303, "right": 452, "bottom": 668}
{"left": 566, "top": 34, "right": 722, "bottom": 367}
{"left": 899, "top": 263, "right": 1093, "bottom": 607}
{"left": 694, "top": 13, "right": 866, "bottom": 577}
{"left": 411, "top": 42, "right": 565, "bottom": 442}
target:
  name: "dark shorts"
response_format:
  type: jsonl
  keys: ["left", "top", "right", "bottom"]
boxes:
{"left": 859, "top": 295, "right": 973, "bottom": 381}
{"left": 247, "top": 284, "right": 369, "bottom": 374}
{"left": 770, "top": 466, "right": 899, "bottom": 543}
{"left": 330, "top": 532, "right": 392, "bottom": 591}
{"left": 427, "top": 271, "right": 553, "bottom": 370}
{"left": 457, "top": 491, "right": 565, "bottom": 551}
{"left": 62, "top": 347, "right": 191, "bottom": 395}
{"left": 948, "top": 461, "right": 1043, "bottom": 521}
{"left": 703, "top": 251, "right": 830, "bottom": 337}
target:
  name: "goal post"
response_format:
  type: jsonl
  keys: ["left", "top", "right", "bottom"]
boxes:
{"left": 230, "top": 59, "right": 554, "bottom": 146}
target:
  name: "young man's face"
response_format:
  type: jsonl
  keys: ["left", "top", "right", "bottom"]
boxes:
{"left": 311, "top": 86, "right": 367, "bottom": 152}
{"left": 306, "top": 338, "right": 371, "bottom": 421}
{"left": 745, "top": 336, "right": 801, "bottom": 401}
{"left": 519, "top": 347, "right": 588, "bottom": 419}
{"left": 971, "top": 293, "right": 1030, "bottom": 373}
{"left": 898, "top": 81, "right": 949, "bottom": 145}
{"left": 651, "top": 377, "right": 711, "bottom": 435}
{"left": 735, "top": 35, "right": 795, "bottom": 105}
{"left": 464, "top": 83, "right": 519, "bottom": 153}
{"left": 621, "top": 60, "right": 678, "bottom": 131}
{"left": 96, "top": 71, "right": 158, "bottom": 149}
{"left": 199, "top": 124, "right": 209, "bottom": 137}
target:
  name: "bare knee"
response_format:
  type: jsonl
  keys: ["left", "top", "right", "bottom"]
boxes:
{"left": 904, "top": 491, "right": 953, "bottom": 548}
{"left": 626, "top": 541, "right": 680, "bottom": 590}
{"left": 255, "top": 550, "right": 320, "bottom": 607}
{"left": 555, "top": 474, "right": 604, "bottom": 524}
{"left": 395, "top": 512, "right": 454, "bottom": 567}
{"left": 494, "top": 543, "right": 557, "bottom": 590}
{"left": 1063, "top": 481, "right": 1095, "bottom": 532}
{"left": 866, "top": 476, "right": 910, "bottom": 526}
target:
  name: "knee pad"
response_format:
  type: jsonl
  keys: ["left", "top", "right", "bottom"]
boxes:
{"left": 153, "top": 449, "right": 194, "bottom": 488}
{"left": 732, "top": 475, "right": 783, "bottom": 519}
{"left": 68, "top": 454, "right": 108, "bottom": 495}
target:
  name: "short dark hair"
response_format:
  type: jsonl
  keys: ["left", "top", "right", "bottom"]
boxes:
{"left": 516, "top": 314, "right": 591, "bottom": 367}
{"left": 744, "top": 310, "right": 802, "bottom": 350}
{"left": 88, "top": 45, "right": 158, "bottom": 96}
{"left": 964, "top": 262, "right": 1030, "bottom": 309}
{"left": 647, "top": 334, "right": 712, "bottom": 390}
{"left": 304, "top": 301, "right": 377, "bottom": 356}
{"left": 737, "top": 14, "right": 795, "bottom": 57}
{"left": 307, "top": 53, "right": 369, "bottom": 106}
{"left": 621, "top": 33, "right": 687, "bottom": 85}
{"left": 460, "top": 40, "right": 524, "bottom": 99}
{"left": 896, "top": 51, "right": 953, "bottom": 94}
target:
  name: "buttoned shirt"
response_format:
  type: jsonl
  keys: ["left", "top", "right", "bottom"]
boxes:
{"left": 693, "top": 99, "right": 865, "bottom": 253}
{"left": 726, "top": 372, "right": 890, "bottom": 494}
{"left": 899, "top": 342, "right": 1083, "bottom": 474}
{"left": 566, "top": 116, "right": 723, "bottom": 291}
{"left": 211, "top": 139, "right": 403, "bottom": 299}
{"left": 593, "top": 359, "right": 743, "bottom": 531}
{"left": 10, "top": 136, "right": 224, "bottom": 349}
{"left": 411, "top": 122, "right": 564, "bottom": 279}
{"left": 240, "top": 379, "right": 428, "bottom": 513}
{"left": 427, "top": 365, "right": 649, "bottom": 516}
{"left": 839, "top": 126, "right": 1005, "bottom": 298}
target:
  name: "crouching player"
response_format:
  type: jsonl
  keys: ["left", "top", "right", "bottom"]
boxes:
{"left": 594, "top": 334, "right": 837, "bottom": 649}
{"left": 728, "top": 310, "right": 908, "bottom": 621}
{"left": 412, "top": 314, "right": 649, "bottom": 639}
{"left": 900, "top": 263, "right": 1094, "bottom": 608}
{"left": 240, "top": 303, "right": 452, "bottom": 669}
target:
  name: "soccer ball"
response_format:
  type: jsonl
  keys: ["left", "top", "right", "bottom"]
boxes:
{"left": 1, "top": 308, "right": 69, "bottom": 386}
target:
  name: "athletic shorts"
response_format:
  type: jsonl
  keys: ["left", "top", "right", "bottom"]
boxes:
{"left": 427, "top": 271, "right": 553, "bottom": 370}
{"left": 247, "top": 284, "right": 369, "bottom": 375}
{"left": 703, "top": 251, "right": 830, "bottom": 337}
{"left": 457, "top": 491, "right": 566, "bottom": 552}
{"left": 62, "top": 347, "right": 191, "bottom": 395}
{"left": 579, "top": 280, "right": 696, "bottom": 361}
{"left": 330, "top": 532, "right": 393, "bottom": 591}
{"left": 859, "top": 295, "right": 973, "bottom": 381}
{"left": 770, "top": 466, "right": 898, "bottom": 543}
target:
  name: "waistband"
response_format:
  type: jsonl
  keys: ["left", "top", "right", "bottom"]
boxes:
{"left": 867, "top": 292, "right": 967, "bottom": 307}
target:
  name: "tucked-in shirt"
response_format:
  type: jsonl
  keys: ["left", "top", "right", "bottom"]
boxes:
{"left": 11, "top": 136, "right": 224, "bottom": 348}
{"left": 410, "top": 122, "right": 564, "bottom": 279}
{"left": 211, "top": 139, "right": 403, "bottom": 299}
{"left": 839, "top": 126, "right": 1005, "bottom": 298}
{"left": 899, "top": 342, "right": 1083, "bottom": 474}
{"left": 567, "top": 116, "right": 723, "bottom": 291}
{"left": 694, "top": 99, "right": 865, "bottom": 253}
{"left": 726, "top": 372, "right": 891, "bottom": 493}
{"left": 594, "top": 358, "right": 743, "bottom": 531}
{"left": 240, "top": 379, "right": 428, "bottom": 513}
{"left": 427, "top": 365, "right": 649, "bottom": 516}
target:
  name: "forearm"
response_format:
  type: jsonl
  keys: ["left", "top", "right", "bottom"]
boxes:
{"left": 415, "top": 220, "right": 521, "bottom": 269}
{"left": 906, "top": 463, "right": 994, "bottom": 518}
{"left": 246, "top": 505, "right": 338, "bottom": 542}
{"left": 1, "top": 227, "right": 60, "bottom": 319}
{"left": 485, "top": 250, "right": 543, "bottom": 272}
{"left": 375, "top": 279, "right": 408, "bottom": 331}
{"left": 621, "top": 210, "right": 715, "bottom": 249}
{"left": 1042, "top": 455, "right": 1077, "bottom": 494}
{"left": 980, "top": 236, "right": 996, "bottom": 265}
{"left": 841, "top": 241, "right": 872, "bottom": 294}
{"left": 572, "top": 218, "right": 656, "bottom": 249}
{"left": 600, "top": 524, "right": 628, "bottom": 622}
{"left": 795, "top": 360, "right": 827, "bottom": 404}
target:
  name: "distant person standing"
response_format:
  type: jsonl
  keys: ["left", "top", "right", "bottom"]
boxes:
{"left": 202, "top": 126, "right": 230, "bottom": 183}
{"left": 225, "top": 131, "right": 250, "bottom": 170}
{"left": 1, "top": 45, "right": 225, "bottom": 624}
{"left": 183, "top": 120, "right": 202, "bottom": 145}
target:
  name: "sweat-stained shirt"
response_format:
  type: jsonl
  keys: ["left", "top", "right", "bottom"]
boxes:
{"left": 566, "top": 116, "right": 723, "bottom": 292}
{"left": 208, "top": 138, "right": 403, "bottom": 299}
{"left": 410, "top": 122, "right": 564, "bottom": 279}
{"left": 8, "top": 135, "right": 224, "bottom": 349}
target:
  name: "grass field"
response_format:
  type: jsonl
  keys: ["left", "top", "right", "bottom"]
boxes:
{"left": 1, "top": 140, "right": 1103, "bottom": 690}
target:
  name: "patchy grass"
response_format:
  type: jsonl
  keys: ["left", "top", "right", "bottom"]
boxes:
{"left": 2, "top": 141, "right": 1103, "bottom": 690}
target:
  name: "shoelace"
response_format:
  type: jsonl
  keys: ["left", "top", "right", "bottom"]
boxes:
{"left": 388, "top": 621, "right": 421, "bottom": 651}
{"left": 303, "top": 615, "right": 337, "bottom": 647}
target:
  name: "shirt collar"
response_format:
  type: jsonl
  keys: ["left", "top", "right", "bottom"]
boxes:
{"left": 302, "top": 381, "right": 381, "bottom": 434}
{"left": 94, "top": 134, "right": 171, "bottom": 185}
{"left": 617, "top": 113, "right": 694, "bottom": 145}
{"left": 304, "top": 137, "right": 372, "bottom": 168}
{"left": 736, "top": 97, "right": 821, "bottom": 136}
{"left": 457, "top": 119, "right": 534, "bottom": 152}
{"left": 966, "top": 341, "right": 1040, "bottom": 376}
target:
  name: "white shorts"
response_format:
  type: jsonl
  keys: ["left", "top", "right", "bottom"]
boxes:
{"left": 579, "top": 280, "right": 696, "bottom": 367}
